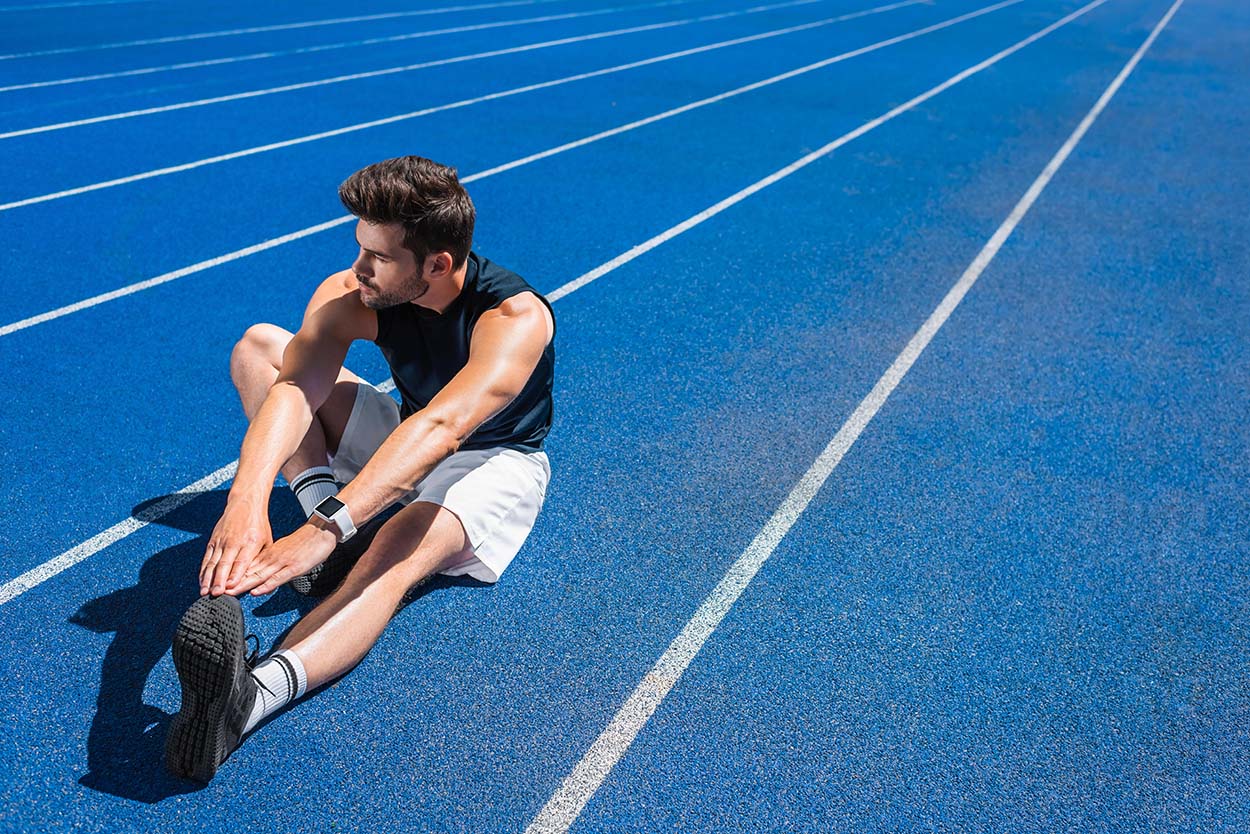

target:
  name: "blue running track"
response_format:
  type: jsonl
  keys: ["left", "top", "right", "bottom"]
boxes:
{"left": 0, "top": 0, "right": 1246, "bottom": 831}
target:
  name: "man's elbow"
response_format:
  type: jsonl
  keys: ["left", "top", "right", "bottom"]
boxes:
{"left": 417, "top": 387, "right": 517, "bottom": 454}
{"left": 412, "top": 411, "right": 466, "bottom": 458}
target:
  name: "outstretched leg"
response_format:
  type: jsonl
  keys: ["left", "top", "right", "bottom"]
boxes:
{"left": 233, "top": 501, "right": 472, "bottom": 744}
{"left": 167, "top": 499, "right": 472, "bottom": 784}
{"left": 276, "top": 500, "right": 471, "bottom": 690}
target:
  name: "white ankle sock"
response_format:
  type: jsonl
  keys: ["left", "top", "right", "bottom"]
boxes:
{"left": 243, "top": 649, "right": 308, "bottom": 735}
{"left": 290, "top": 466, "right": 339, "bottom": 517}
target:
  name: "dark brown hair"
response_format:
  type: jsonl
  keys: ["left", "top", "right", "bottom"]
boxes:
{"left": 338, "top": 156, "right": 475, "bottom": 269}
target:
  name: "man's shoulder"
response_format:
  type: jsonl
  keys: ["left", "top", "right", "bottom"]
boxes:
{"left": 322, "top": 268, "right": 364, "bottom": 295}
{"left": 301, "top": 269, "right": 378, "bottom": 343}
{"left": 470, "top": 255, "right": 546, "bottom": 306}
{"left": 471, "top": 252, "right": 529, "bottom": 286}
{"left": 466, "top": 254, "right": 553, "bottom": 341}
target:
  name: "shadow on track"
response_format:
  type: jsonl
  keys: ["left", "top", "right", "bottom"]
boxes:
{"left": 68, "top": 489, "right": 235, "bottom": 801}
{"left": 70, "top": 487, "right": 484, "bottom": 801}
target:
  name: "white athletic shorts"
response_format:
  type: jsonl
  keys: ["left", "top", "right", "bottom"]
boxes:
{"left": 327, "top": 382, "right": 551, "bottom": 583}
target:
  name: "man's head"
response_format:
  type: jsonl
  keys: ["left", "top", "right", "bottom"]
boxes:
{"left": 338, "top": 156, "right": 475, "bottom": 310}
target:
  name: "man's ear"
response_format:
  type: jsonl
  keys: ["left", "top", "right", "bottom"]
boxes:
{"left": 427, "top": 251, "right": 455, "bottom": 279}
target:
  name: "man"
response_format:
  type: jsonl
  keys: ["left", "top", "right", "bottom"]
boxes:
{"left": 164, "top": 156, "right": 555, "bottom": 783}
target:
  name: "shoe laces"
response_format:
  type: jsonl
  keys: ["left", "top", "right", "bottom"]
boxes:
{"left": 244, "top": 633, "right": 261, "bottom": 669}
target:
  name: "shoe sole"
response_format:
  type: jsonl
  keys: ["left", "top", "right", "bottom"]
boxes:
{"left": 165, "top": 595, "right": 247, "bottom": 783}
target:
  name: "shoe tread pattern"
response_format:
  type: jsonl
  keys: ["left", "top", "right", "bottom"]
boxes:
{"left": 165, "top": 595, "right": 256, "bottom": 783}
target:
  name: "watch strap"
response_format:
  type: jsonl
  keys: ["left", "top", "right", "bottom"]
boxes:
{"left": 313, "top": 495, "right": 356, "bottom": 543}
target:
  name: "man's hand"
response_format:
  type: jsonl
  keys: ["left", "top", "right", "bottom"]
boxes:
{"left": 226, "top": 521, "right": 339, "bottom": 597}
{"left": 201, "top": 498, "right": 272, "bottom": 596}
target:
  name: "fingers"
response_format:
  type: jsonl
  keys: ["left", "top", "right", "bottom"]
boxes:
{"left": 200, "top": 545, "right": 232, "bottom": 597}
{"left": 201, "top": 542, "right": 257, "bottom": 596}
{"left": 236, "top": 540, "right": 307, "bottom": 597}
{"left": 250, "top": 564, "right": 295, "bottom": 597}
{"left": 213, "top": 536, "right": 270, "bottom": 594}
{"left": 212, "top": 526, "right": 324, "bottom": 597}
{"left": 209, "top": 545, "right": 241, "bottom": 596}
{"left": 227, "top": 571, "right": 257, "bottom": 594}
{"left": 227, "top": 541, "right": 273, "bottom": 594}
{"left": 200, "top": 543, "right": 222, "bottom": 596}
{"left": 224, "top": 550, "right": 256, "bottom": 593}
{"left": 231, "top": 558, "right": 274, "bottom": 596}
{"left": 199, "top": 507, "right": 272, "bottom": 596}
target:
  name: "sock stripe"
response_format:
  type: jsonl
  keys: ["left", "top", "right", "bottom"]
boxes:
{"left": 272, "top": 653, "right": 298, "bottom": 701}
{"left": 291, "top": 473, "right": 337, "bottom": 494}
{"left": 242, "top": 650, "right": 310, "bottom": 736}
{"left": 291, "top": 466, "right": 341, "bottom": 518}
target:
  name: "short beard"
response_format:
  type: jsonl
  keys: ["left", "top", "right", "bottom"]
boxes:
{"left": 358, "top": 269, "right": 429, "bottom": 310}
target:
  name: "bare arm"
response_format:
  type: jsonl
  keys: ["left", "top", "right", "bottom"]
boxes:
{"left": 334, "top": 290, "right": 553, "bottom": 524}
{"left": 200, "top": 271, "right": 375, "bottom": 595}
{"left": 230, "top": 272, "right": 377, "bottom": 504}
{"left": 227, "top": 290, "right": 553, "bottom": 598}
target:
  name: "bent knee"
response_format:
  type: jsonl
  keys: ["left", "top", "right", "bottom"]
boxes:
{"left": 230, "top": 323, "right": 293, "bottom": 375}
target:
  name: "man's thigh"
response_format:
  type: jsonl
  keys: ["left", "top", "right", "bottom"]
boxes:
{"left": 348, "top": 500, "right": 473, "bottom": 591}
{"left": 406, "top": 447, "right": 551, "bottom": 584}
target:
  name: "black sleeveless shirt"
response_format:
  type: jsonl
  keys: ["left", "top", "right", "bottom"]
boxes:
{"left": 373, "top": 252, "right": 554, "bottom": 452}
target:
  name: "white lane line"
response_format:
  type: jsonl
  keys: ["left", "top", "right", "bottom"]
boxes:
{"left": 0, "top": 0, "right": 925, "bottom": 209}
{"left": 0, "top": 371, "right": 382, "bottom": 607}
{"left": 0, "top": 0, "right": 832, "bottom": 124}
{"left": 546, "top": 0, "right": 1090, "bottom": 302}
{"left": 0, "top": 0, "right": 153, "bottom": 9}
{"left": 467, "top": 0, "right": 993, "bottom": 181}
{"left": 0, "top": 0, "right": 576, "bottom": 60}
{"left": 0, "top": 0, "right": 1000, "bottom": 338}
{"left": 0, "top": 0, "right": 1029, "bottom": 605}
{"left": 0, "top": 218, "right": 356, "bottom": 336}
{"left": 525, "top": 0, "right": 1184, "bottom": 829}
{"left": 0, "top": 0, "right": 712, "bottom": 94}
{"left": 0, "top": 462, "right": 237, "bottom": 606}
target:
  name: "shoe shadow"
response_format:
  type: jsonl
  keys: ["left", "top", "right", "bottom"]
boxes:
{"left": 70, "top": 487, "right": 312, "bottom": 801}
{"left": 72, "top": 487, "right": 486, "bottom": 801}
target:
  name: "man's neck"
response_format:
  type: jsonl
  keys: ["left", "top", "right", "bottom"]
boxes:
{"left": 413, "top": 259, "right": 469, "bottom": 315}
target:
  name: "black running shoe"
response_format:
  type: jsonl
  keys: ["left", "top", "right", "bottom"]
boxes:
{"left": 288, "top": 511, "right": 391, "bottom": 597}
{"left": 165, "top": 594, "right": 260, "bottom": 783}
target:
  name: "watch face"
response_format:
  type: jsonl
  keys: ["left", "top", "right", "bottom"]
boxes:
{"left": 316, "top": 496, "right": 346, "bottom": 517}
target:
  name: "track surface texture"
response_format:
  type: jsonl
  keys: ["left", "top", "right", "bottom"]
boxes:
{"left": 0, "top": 0, "right": 1246, "bottom": 832}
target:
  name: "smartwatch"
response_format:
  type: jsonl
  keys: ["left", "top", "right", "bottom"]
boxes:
{"left": 312, "top": 495, "right": 357, "bottom": 543}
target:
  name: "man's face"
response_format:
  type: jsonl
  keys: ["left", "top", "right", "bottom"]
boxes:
{"left": 351, "top": 220, "right": 427, "bottom": 310}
